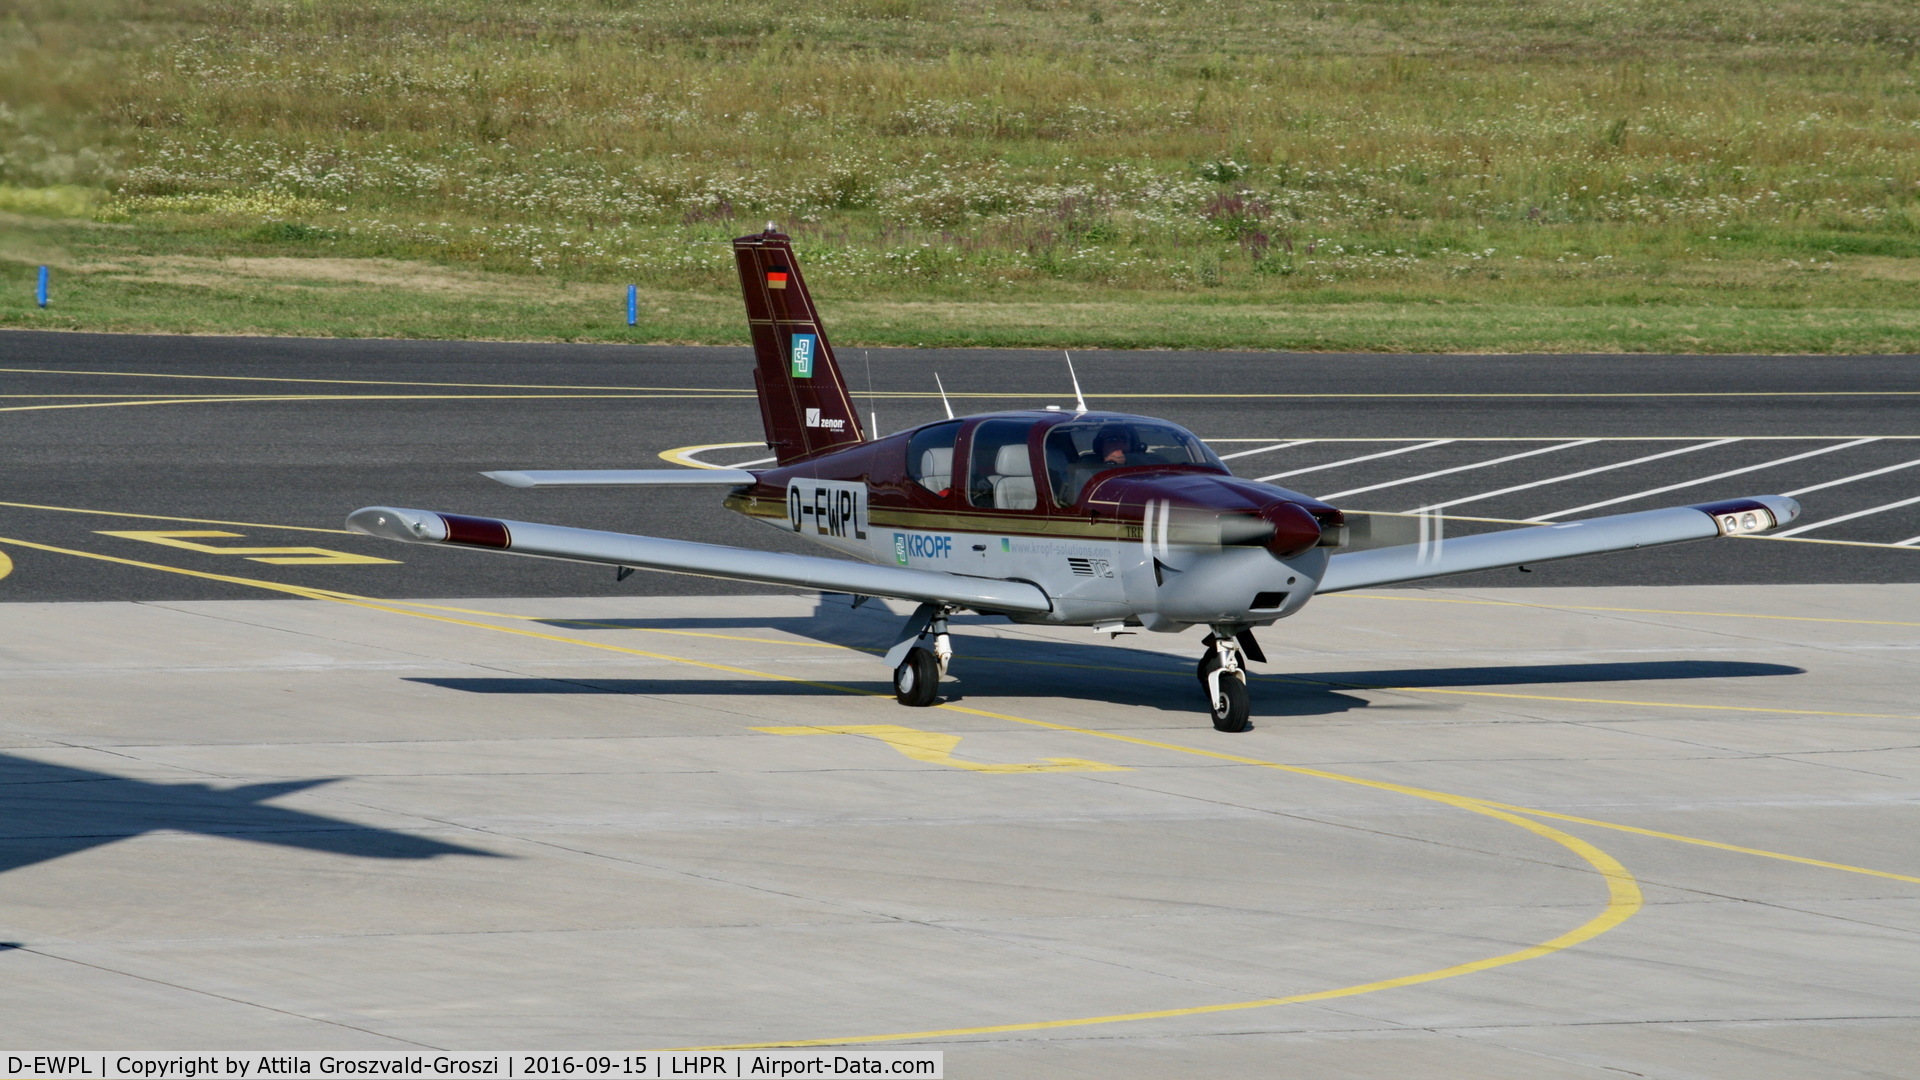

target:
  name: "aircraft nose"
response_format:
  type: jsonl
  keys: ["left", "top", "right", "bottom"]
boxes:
{"left": 1261, "top": 501, "right": 1325, "bottom": 559}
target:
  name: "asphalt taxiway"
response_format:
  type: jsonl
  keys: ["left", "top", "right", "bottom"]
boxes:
{"left": 3, "top": 331, "right": 1919, "bottom": 1074}
{"left": 3, "top": 330, "right": 1918, "bottom": 602}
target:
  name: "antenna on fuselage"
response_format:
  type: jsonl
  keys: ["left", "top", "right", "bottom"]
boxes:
{"left": 1064, "top": 351, "right": 1089, "bottom": 415}
{"left": 934, "top": 373, "right": 955, "bottom": 420}
{"left": 863, "top": 348, "right": 878, "bottom": 440}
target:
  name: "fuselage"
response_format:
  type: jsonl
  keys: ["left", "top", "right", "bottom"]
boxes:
{"left": 723, "top": 410, "right": 1345, "bottom": 632}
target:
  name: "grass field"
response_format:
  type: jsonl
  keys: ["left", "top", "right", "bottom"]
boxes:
{"left": 2, "top": 0, "right": 1918, "bottom": 351}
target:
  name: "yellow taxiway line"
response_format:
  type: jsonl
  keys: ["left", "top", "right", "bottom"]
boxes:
{"left": 0, "top": 366, "right": 750, "bottom": 394}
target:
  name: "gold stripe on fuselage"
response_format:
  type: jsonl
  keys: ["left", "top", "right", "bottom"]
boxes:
{"left": 724, "top": 493, "right": 1144, "bottom": 542}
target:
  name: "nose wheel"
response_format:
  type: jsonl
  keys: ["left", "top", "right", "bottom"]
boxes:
{"left": 886, "top": 603, "right": 953, "bottom": 708}
{"left": 893, "top": 647, "right": 941, "bottom": 707}
{"left": 1197, "top": 633, "right": 1252, "bottom": 732}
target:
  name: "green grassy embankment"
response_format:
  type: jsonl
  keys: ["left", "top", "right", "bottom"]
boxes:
{"left": 2, "top": 0, "right": 1917, "bottom": 351}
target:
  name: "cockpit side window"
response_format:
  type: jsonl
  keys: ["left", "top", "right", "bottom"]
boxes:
{"left": 906, "top": 420, "right": 962, "bottom": 497}
{"left": 1047, "top": 420, "right": 1225, "bottom": 506}
{"left": 967, "top": 419, "right": 1038, "bottom": 510}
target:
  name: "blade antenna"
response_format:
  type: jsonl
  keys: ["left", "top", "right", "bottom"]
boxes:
{"left": 1065, "top": 350, "right": 1089, "bottom": 415}
{"left": 863, "top": 348, "right": 878, "bottom": 440}
{"left": 934, "top": 373, "right": 955, "bottom": 420}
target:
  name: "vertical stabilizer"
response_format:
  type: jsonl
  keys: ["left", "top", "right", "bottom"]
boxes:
{"left": 734, "top": 228, "right": 866, "bottom": 464}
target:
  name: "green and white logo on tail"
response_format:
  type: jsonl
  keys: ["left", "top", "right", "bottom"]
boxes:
{"left": 790, "top": 333, "right": 818, "bottom": 378}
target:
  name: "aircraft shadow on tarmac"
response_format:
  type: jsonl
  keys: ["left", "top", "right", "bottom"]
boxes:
{"left": 0, "top": 755, "right": 498, "bottom": 877}
{"left": 400, "top": 601, "right": 1807, "bottom": 719}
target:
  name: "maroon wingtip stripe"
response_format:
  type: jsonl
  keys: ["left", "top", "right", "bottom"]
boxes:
{"left": 440, "top": 513, "right": 511, "bottom": 549}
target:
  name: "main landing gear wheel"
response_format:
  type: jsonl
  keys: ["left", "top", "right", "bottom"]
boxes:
{"left": 1197, "top": 649, "right": 1252, "bottom": 733}
{"left": 894, "top": 647, "right": 940, "bottom": 707}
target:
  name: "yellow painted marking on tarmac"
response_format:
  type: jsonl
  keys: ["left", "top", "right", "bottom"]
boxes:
{"left": 0, "top": 500, "right": 357, "bottom": 535}
{"left": 679, "top": 801, "right": 1639, "bottom": 1049}
{"left": 95, "top": 530, "right": 399, "bottom": 566}
{"left": 7, "top": 534, "right": 1917, "bottom": 1048}
{"left": 659, "top": 441, "right": 766, "bottom": 469}
{"left": 1328, "top": 592, "right": 1920, "bottom": 628}
{"left": 755, "top": 724, "right": 1127, "bottom": 773}
{"left": 1364, "top": 686, "right": 1916, "bottom": 719}
{"left": 0, "top": 548, "right": 11, "bottom": 581}
{"left": 0, "top": 535, "right": 879, "bottom": 695}
{"left": 0, "top": 396, "right": 277, "bottom": 414}
{"left": 1469, "top": 803, "right": 1920, "bottom": 886}
{"left": 0, "top": 366, "right": 750, "bottom": 394}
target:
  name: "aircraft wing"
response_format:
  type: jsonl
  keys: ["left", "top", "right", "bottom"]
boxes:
{"left": 1317, "top": 496, "right": 1800, "bottom": 594}
{"left": 346, "top": 506, "right": 1053, "bottom": 614}
{"left": 484, "top": 469, "right": 758, "bottom": 488}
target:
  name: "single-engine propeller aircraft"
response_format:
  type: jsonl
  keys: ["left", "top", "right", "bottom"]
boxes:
{"left": 350, "top": 227, "right": 1801, "bottom": 732}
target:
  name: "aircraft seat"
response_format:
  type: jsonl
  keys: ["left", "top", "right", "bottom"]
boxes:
{"left": 917, "top": 447, "right": 952, "bottom": 494}
{"left": 990, "top": 443, "right": 1036, "bottom": 510}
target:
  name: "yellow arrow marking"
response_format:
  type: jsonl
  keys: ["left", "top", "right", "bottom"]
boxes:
{"left": 754, "top": 724, "right": 1128, "bottom": 773}
{"left": 94, "top": 530, "right": 398, "bottom": 566}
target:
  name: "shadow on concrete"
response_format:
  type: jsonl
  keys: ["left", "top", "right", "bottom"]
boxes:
{"left": 493, "top": 595, "right": 1809, "bottom": 719}
{"left": 413, "top": 651, "right": 1800, "bottom": 721}
{"left": 410, "top": 676, "right": 867, "bottom": 697}
{"left": 0, "top": 754, "right": 499, "bottom": 876}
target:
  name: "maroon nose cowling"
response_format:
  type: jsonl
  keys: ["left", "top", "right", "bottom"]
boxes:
{"left": 1260, "top": 501, "right": 1325, "bottom": 559}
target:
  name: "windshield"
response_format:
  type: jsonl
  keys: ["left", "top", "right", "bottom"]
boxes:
{"left": 1044, "top": 420, "right": 1225, "bottom": 506}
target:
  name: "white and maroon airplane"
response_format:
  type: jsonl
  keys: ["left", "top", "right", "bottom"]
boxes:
{"left": 350, "top": 227, "right": 1799, "bottom": 731}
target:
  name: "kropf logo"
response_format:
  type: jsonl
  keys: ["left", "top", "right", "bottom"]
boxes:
{"left": 892, "top": 532, "right": 952, "bottom": 564}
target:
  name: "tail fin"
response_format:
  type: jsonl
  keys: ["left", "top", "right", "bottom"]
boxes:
{"left": 733, "top": 227, "right": 866, "bottom": 464}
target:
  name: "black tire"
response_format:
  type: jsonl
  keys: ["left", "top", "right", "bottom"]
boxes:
{"left": 894, "top": 648, "right": 940, "bottom": 707}
{"left": 1209, "top": 671, "right": 1252, "bottom": 733}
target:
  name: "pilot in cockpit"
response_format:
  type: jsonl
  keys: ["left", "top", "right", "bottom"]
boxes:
{"left": 1094, "top": 424, "right": 1152, "bottom": 467}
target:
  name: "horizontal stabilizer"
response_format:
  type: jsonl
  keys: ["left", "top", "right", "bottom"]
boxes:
{"left": 346, "top": 506, "right": 1052, "bottom": 615}
{"left": 485, "top": 469, "right": 758, "bottom": 488}
{"left": 1318, "top": 496, "right": 1799, "bottom": 593}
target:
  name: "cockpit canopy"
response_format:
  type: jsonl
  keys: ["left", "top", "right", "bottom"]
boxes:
{"left": 1044, "top": 418, "right": 1225, "bottom": 506}
{"left": 902, "top": 413, "right": 1225, "bottom": 510}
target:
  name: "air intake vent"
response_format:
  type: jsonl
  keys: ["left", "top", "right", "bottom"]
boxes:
{"left": 1251, "top": 591, "right": 1288, "bottom": 610}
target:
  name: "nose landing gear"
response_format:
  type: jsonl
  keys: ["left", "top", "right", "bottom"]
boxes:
{"left": 887, "top": 603, "right": 953, "bottom": 707}
{"left": 1198, "top": 631, "right": 1252, "bottom": 732}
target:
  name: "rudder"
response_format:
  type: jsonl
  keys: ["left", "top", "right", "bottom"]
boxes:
{"left": 734, "top": 228, "right": 866, "bottom": 464}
